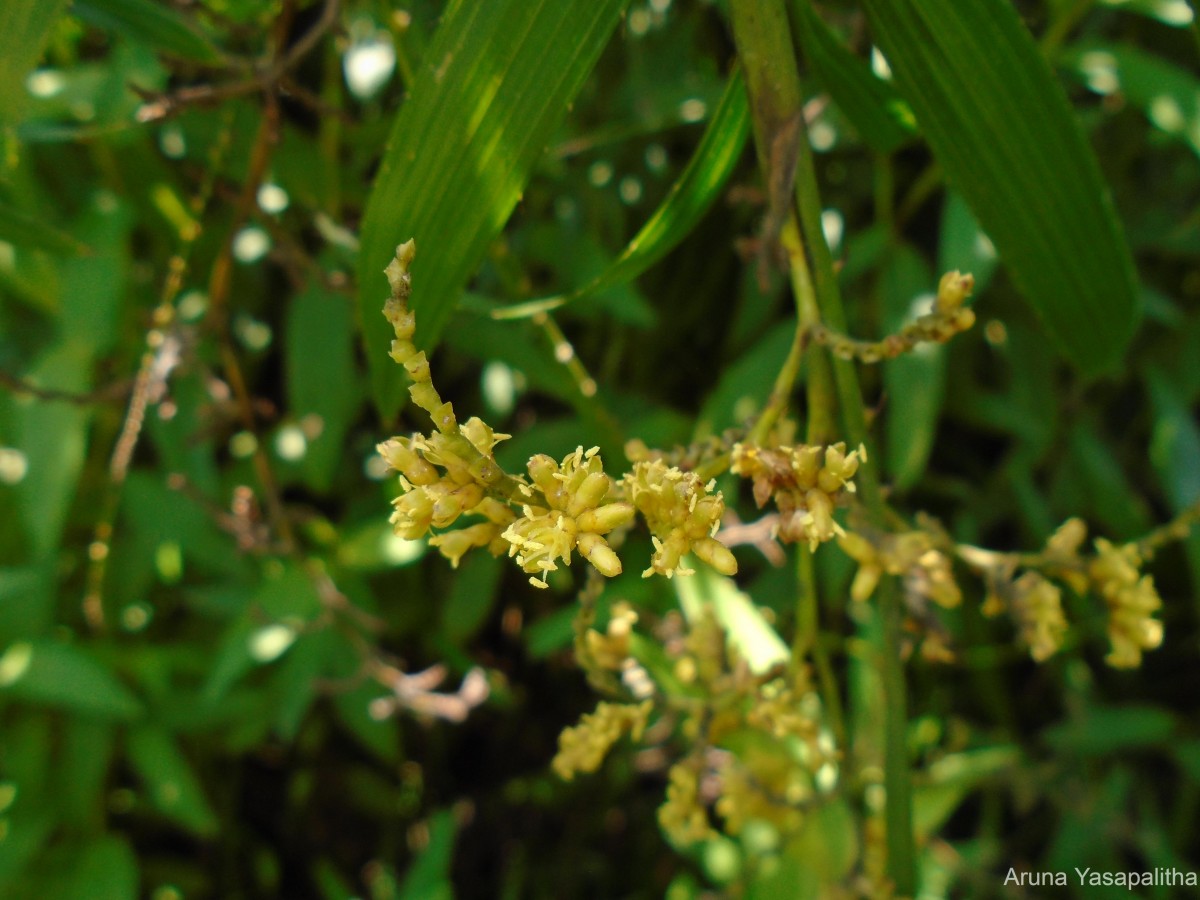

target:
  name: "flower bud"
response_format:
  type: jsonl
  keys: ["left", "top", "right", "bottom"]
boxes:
{"left": 577, "top": 532, "right": 622, "bottom": 577}
{"left": 575, "top": 501, "right": 635, "bottom": 535}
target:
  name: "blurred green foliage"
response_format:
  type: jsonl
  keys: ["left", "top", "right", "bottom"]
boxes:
{"left": 0, "top": 0, "right": 1199, "bottom": 897}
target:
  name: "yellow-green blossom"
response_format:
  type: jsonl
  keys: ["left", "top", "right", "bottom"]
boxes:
{"left": 733, "top": 442, "right": 865, "bottom": 549}
{"left": 1090, "top": 538, "right": 1163, "bottom": 669}
{"left": 551, "top": 700, "right": 652, "bottom": 780}
{"left": 502, "top": 447, "right": 634, "bottom": 588}
{"left": 625, "top": 459, "right": 736, "bottom": 578}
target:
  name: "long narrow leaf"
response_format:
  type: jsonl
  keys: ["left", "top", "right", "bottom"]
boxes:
{"left": 862, "top": 0, "right": 1140, "bottom": 373}
{"left": 0, "top": 0, "right": 69, "bottom": 123}
{"left": 493, "top": 69, "right": 751, "bottom": 320}
{"left": 358, "top": 0, "right": 629, "bottom": 419}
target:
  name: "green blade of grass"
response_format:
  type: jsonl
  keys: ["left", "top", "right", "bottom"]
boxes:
{"left": 492, "top": 68, "right": 751, "bottom": 320}
{"left": 72, "top": 0, "right": 221, "bottom": 63}
{"left": 862, "top": 0, "right": 1140, "bottom": 374}
{"left": 358, "top": 0, "right": 629, "bottom": 419}
{"left": 0, "top": 0, "right": 69, "bottom": 123}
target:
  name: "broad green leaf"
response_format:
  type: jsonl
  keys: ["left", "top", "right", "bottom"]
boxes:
{"left": 789, "top": 1, "right": 915, "bottom": 154}
{"left": 863, "top": 0, "right": 1140, "bottom": 373}
{"left": 0, "top": 202, "right": 90, "bottom": 256}
{"left": 0, "top": 640, "right": 143, "bottom": 720}
{"left": 492, "top": 69, "right": 751, "bottom": 320}
{"left": 881, "top": 245, "right": 939, "bottom": 491}
{"left": 1062, "top": 42, "right": 1200, "bottom": 159}
{"left": 125, "top": 726, "right": 218, "bottom": 836}
{"left": 0, "top": 0, "right": 69, "bottom": 123}
{"left": 397, "top": 809, "right": 457, "bottom": 900}
{"left": 676, "top": 565, "right": 789, "bottom": 674}
{"left": 72, "top": 0, "right": 221, "bottom": 63}
{"left": 357, "top": 0, "right": 629, "bottom": 418}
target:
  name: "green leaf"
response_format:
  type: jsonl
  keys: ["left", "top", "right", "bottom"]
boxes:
{"left": 0, "top": 640, "right": 143, "bottom": 721}
{"left": 0, "top": 0, "right": 69, "bottom": 123}
{"left": 441, "top": 551, "right": 502, "bottom": 646}
{"left": 357, "top": 0, "right": 629, "bottom": 418}
{"left": 72, "top": 0, "right": 221, "bottom": 63}
{"left": 1042, "top": 704, "right": 1176, "bottom": 756}
{"left": 862, "top": 0, "right": 1140, "bottom": 373}
{"left": 912, "top": 745, "right": 1018, "bottom": 842}
{"left": 58, "top": 720, "right": 116, "bottom": 825}
{"left": 1062, "top": 42, "right": 1200, "bottom": 159}
{"left": 492, "top": 69, "right": 751, "bottom": 320}
{"left": 789, "top": 1, "right": 915, "bottom": 154}
{"left": 125, "top": 726, "right": 218, "bottom": 837}
{"left": 0, "top": 202, "right": 90, "bottom": 256}
{"left": 286, "top": 280, "right": 361, "bottom": 491}
{"left": 68, "top": 836, "right": 138, "bottom": 900}
{"left": 397, "top": 809, "right": 457, "bottom": 900}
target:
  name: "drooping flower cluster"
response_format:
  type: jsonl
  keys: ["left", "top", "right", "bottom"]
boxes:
{"left": 731, "top": 442, "right": 865, "bottom": 549}
{"left": 551, "top": 699, "right": 653, "bottom": 780}
{"left": 625, "top": 460, "right": 737, "bottom": 578}
{"left": 1090, "top": 538, "right": 1164, "bottom": 669}
{"left": 501, "top": 447, "right": 634, "bottom": 588}
{"left": 973, "top": 518, "right": 1165, "bottom": 667}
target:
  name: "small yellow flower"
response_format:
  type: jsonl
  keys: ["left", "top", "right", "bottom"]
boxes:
{"left": 502, "top": 447, "right": 634, "bottom": 588}
{"left": 551, "top": 700, "right": 652, "bottom": 780}
{"left": 732, "top": 442, "right": 865, "bottom": 550}
{"left": 1090, "top": 539, "right": 1163, "bottom": 668}
{"left": 625, "top": 460, "right": 736, "bottom": 578}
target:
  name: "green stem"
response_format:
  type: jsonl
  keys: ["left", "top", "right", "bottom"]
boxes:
{"left": 730, "top": 0, "right": 915, "bottom": 892}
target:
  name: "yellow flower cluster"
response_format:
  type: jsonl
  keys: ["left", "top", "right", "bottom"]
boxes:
{"left": 656, "top": 609, "right": 829, "bottom": 842}
{"left": 838, "top": 528, "right": 961, "bottom": 608}
{"left": 659, "top": 761, "right": 715, "bottom": 845}
{"left": 811, "top": 270, "right": 976, "bottom": 364}
{"left": 502, "top": 447, "right": 634, "bottom": 588}
{"left": 731, "top": 442, "right": 865, "bottom": 549}
{"left": 982, "top": 572, "right": 1068, "bottom": 662}
{"left": 625, "top": 460, "right": 737, "bottom": 578}
{"left": 1090, "top": 539, "right": 1164, "bottom": 669}
{"left": 582, "top": 600, "right": 638, "bottom": 671}
{"left": 551, "top": 700, "right": 653, "bottom": 780}
{"left": 715, "top": 753, "right": 807, "bottom": 836}
{"left": 377, "top": 241, "right": 519, "bottom": 569}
